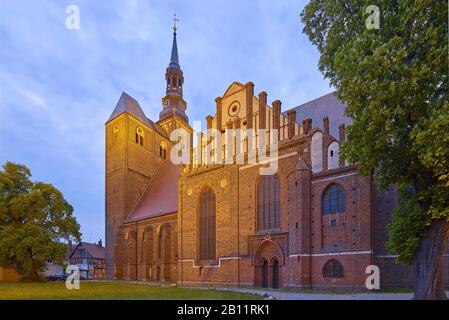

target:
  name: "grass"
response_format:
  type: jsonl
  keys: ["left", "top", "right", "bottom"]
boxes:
{"left": 0, "top": 281, "right": 263, "bottom": 300}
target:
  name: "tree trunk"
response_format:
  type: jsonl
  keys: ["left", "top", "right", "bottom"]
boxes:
{"left": 412, "top": 219, "right": 449, "bottom": 300}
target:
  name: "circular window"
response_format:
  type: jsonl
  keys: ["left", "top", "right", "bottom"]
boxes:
{"left": 228, "top": 103, "right": 240, "bottom": 117}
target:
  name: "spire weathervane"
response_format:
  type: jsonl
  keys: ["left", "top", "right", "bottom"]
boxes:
{"left": 173, "top": 13, "right": 179, "bottom": 33}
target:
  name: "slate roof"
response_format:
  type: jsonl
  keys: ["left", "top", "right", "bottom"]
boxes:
{"left": 107, "top": 92, "right": 169, "bottom": 139}
{"left": 286, "top": 92, "right": 352, "bottom": 138}
{"left": 168, "top": 31, "right": 180, "bottom": 70}
{"left": 67, "top": 244, "right": 77, "bottom": 258}
{"left": 124, "top": 159, "right": 180, "bottom": 223}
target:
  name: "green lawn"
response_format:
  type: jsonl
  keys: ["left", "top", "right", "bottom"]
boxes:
{"left": 0, "top": 281, "right": 262, "bottom": 300}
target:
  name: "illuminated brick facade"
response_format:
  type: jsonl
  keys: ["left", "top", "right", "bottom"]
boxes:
{"left": 105, "top": 29, "right": 448, "bottom": 289}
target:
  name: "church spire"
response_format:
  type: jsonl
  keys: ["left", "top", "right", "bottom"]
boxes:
{"left": 169, "top": 32, "right": 180, "bottom": 69}
{"left": 169, "top": 14, "right": 180, "bottom": 69}
{"left": 159, "top": 14, "right": 189, "bottom": 128}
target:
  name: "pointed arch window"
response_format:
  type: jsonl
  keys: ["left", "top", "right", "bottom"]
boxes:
{"left": 199, "top": 188, "right": 216, "bottom": 261}
{"left": 135, "top": 127, "right": 144, "bottom": 146}
{"left": 322, "top": 184, "right": 345, "bottom": 215}
{"left": 323, "top": 259, "right": 344, "bottom": 278}
{"left": 160, "top": 142, "right": 167, "bottom": 159}
{"left": 257, "top": 174, "right": 280, "bottom": 231}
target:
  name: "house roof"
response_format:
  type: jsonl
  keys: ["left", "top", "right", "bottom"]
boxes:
{"left": 107, "top": 92, "right": 169, "bottom": 139}
{"left": 68, "top": 242, "right": 106, "bottom": 260}
{"left": 286, "top": 92, "right": 352, "bottom": 138}
{"left": 124, "top": 159, "right": 180, "bottom": 223}
{"left": 67, "top": 244, "right": 77, "bottom": 258}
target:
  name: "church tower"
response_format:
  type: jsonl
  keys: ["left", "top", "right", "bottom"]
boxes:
{"left": 158, "top": 18, "right": 191, "bottom": 135}
{"left": 105, "top": 18, "right": 191, "bottom": 279}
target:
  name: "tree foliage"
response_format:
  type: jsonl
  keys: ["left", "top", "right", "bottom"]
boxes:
{"left": 0, "top": 162, "right": 81, "bottom": 281}
{"left": 301, "top": 0, "right": 448, "bottom": 264}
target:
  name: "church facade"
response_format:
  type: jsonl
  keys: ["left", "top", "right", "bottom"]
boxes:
{"left": 105, "top": 28, "right": 447, "bottom": 289}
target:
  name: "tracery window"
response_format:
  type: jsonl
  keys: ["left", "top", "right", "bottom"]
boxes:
{"left": 199, "top": 188, "right": 216, "bottom": 261}
{"left": 257, "top": 174, "right": 280, "bottom": 231}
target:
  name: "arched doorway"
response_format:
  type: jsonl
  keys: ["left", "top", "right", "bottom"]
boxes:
{"left": 271, "top": 259, "right": 279, "bottom": 289}
{"left": 253, "top": 239, "right": 284, "bottom": 289}
{"left": 261, "top": 260, "right": 269, "bottom": 288}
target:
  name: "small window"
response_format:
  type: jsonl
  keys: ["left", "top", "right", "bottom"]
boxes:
{"left": 160, "top": 142, "right": 167, "bottom": 159}
{"left": 331, "top": 219, "right": 337, "bottom": 227}
{"left": 135, "top": 127, "right": 144, "bottom": 146}
{"left": 330, "top": 150, "right": 334, "bottom": 157}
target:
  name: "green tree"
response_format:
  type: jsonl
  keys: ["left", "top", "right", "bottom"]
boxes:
{"left": 301, "top": 0, "right": 448, "bottom": 299}
{"left": 0, "top": 162, "right": 81, "bottom": 281}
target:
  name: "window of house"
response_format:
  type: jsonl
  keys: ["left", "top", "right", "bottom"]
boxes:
{"left": 199, "top": 188, "right": 216, "bottom": 261}
{"left": 257, "top": 174, "right": 280, "bottom": 231}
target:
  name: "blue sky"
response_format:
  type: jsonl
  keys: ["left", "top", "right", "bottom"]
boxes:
{"left": 0, "top": 0, "right": 332, "bottom": 243}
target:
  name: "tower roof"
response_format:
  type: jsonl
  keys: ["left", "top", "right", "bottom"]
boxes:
{"left": 108, "top": 92, "right": 147, "bottom": 123}
{"left": 107, "top": 92, "right": 169, "bottom": 138}
{"left": 168, "top": 31, "right": 180, "bottom": 70}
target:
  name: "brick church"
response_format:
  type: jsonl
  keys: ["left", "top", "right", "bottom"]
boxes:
{"left": 105, "top": 26, "right": 448, "bottom": 289}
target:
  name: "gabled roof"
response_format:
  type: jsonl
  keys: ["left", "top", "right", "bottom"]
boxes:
{"left": 294, "top": 156, "right": 310, "bottom": 171}
{"left": 286, "top": 92, "right": 352, "bottom": 138}
{"left": 107, "top": 92, "right": 169, "bottom": 139}
{"left": 222, "top": 82, "right": 245, "bottom": 97}
{"left": 68, "top": 242, "right": 105, "bottom": 260}
{"left": 124, "top": 159, "right": 180, "bottom": 223}
{"left": 67, "top": 244, "right": 77, "bottom": 258}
